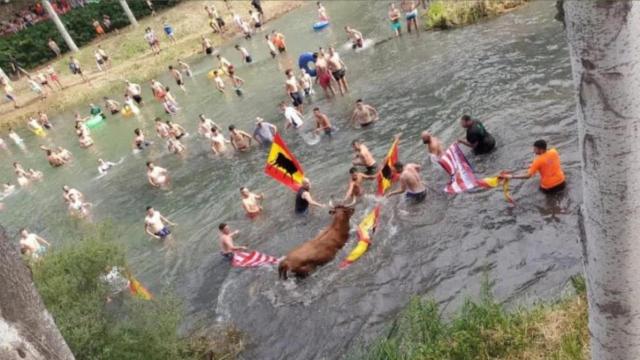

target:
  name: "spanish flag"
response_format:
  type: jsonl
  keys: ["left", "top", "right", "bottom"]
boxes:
{"left": 128, "top": 275, "right": 153, "bottom": 300}
{"left": 339, "top": 205, "right": 381, "bottom": 269}
{"left": 377, "top": 137, "right": 400, "bottom": 195}
{"left": 264, "top": 133, "right": 305, "bottom": 192}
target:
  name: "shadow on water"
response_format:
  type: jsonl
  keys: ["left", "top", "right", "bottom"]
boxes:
{"left": 0, "top": 1, "right": 583, "bottom": 359}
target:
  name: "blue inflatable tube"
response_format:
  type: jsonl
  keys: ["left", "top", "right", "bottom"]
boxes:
{"left": 298, "top": 52, "right": 317, "bottom": 77}
{"left": 313, "top": 21, "right": 329, "bottom": 31}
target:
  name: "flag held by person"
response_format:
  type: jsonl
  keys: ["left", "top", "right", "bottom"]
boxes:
{"left": 377, "top": 136, "right": 400, "bottom": 195}
{"left": 264, "top": 133, "right": 305, "bottom": 192}
{"left": 437, "top": 143, "right": 514, "bottom": 204}
{"left": 339, "top": 204, "right": 381, "bottom": 269}
{"left": 232, "top": 250, "right": 280, "bottom": 268}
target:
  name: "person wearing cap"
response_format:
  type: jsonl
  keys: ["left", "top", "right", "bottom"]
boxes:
{"left": 457, "top": 114, "right": 495, "bottom": 155}
{"left": 500, "top": 139, "right": 566, "bottom": 194}
{"left": 253, "top": 117, "right": 277, "bottom": 147}
{"left": 295, "top": 178, "right": 326, "bottom": 215}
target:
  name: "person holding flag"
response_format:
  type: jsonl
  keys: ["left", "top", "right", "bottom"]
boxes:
{"left": 500, "top": 139, "right": 566, "bottom": 194}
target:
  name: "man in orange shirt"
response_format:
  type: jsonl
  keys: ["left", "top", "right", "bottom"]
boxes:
{"left": 501, "top": 139, "right": 566, "bottom": 194}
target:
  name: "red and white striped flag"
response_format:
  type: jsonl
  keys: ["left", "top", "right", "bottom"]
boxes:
{"left": 437, "top": 143, "right": 493, "bottom": 193}
{"left": 232, "top": 250, "right": 280, "bottom": 268}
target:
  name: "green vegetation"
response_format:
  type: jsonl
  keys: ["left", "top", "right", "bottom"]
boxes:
{"left": 424, "top": 0, "right": 528, "bottom": 30}
{"left": 31, "top": 223, "right": 243, "bottom": 360}
{"left": 351, "top": 276, "right": 589, "bottom": 360}
{"left": 0, "top": 0, "right": 180, "bottom": 71}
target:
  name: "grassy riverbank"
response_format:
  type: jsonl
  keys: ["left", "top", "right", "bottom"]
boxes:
{"left": 424, "top": 0, "right": 528, "bottom": 30}
{"left": 352, "top": 276, "right": 589, "bottom": 359}
{"left": 0, "top": 0, "right": 302, "bottom": 129}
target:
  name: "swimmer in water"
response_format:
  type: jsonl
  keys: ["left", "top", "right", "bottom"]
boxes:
{"left": 132, "top": 128, "right": 151, "bottom": 151}
{"left": 68, "top": 192, "right": 92, "bottom": 219}
{"left": 38, "top": 111, "right": 52, "bottom": 129}
{"left": 210, "top": 127, "right": 230, "bottom": 154}
{"left": 218, "top": 223, "right": 247, "bottom": 261}
{"left": 285, "top": 68, "right": 304, "bottom": 112}
{"left": 76, "top": 122, "right": 94, "bottom": 148}
{"left": 98, "top": 158, "right": 118, "bottom": 174}
{"left": 146, "top": 161, "right": 170, "bottom": 188}
{"left": 166, "top": 120, "right": 186, "bottom": 140}
{"left": 343, "top": 167, "right": 377, "bottom": 202}
{"left": 144, "top": 206, "right": 176, "bottom": 242}
{"left": 155, "top": 118, "right": 171, "bottom": 139}
{"left": 313, "top": 107, "right": 333, "bottom": 136}
{"left": 386, "top": 162, "right": 427, "bottom": 203}
{"left": 104, "top": 97, "right": 121, "bottom": 115}
{"left": 228, "top": 125, "right": 253, "bottom": 152}
{"left": 351, "top": 99, "right": 379, "bottom": 128}
{"left": 345, "top": 26, "right": 364, "bottom": 49}
{"left": 19, "top": 228, "right": 50, "bottom": 260}
{"left": 199, "top": 114, "right": 220, "bottom": 138}
{"left": 352, "top": 140, "right": 377, "bottom": 175}
{"left": 43, "top": 148, "right": 67, "bottom": 167}
{"left": 317, "top": 1, "right": 329, "bottom": 21}
{"left": 27, "top": 117, "right": 44, "bottom": 135}
{"left": 14, "top": 162, "right": 30, "bottom": 187}
{"left": 279, "top": 101, "right": 304, "bottom": 130}
{"left": 401, "top": 0, "right": 419, "bottom": 34}
{"left": 240, "top": 187, "right": 264, "bottom": 219}
{"left": 167, "top": 134, "right": 186, "bottom": 155}
{"left": 27, "top": 169, "right": 43, "bottom": 181}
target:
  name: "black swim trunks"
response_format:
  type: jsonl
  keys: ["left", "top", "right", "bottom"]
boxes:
{"left": 324, "top": 127, "right": 333, "bottom": 136}
{"left": 290, "top": 91, "right": 303, "bottom": 107}
{"left": 216, "top": 17, "right": 225, "bottom": 27}
{"left": 206, "top": 47, "right": 213, "bottom": 55}
{"left": 332, "top": 68, "right": 346, "bottom": 81}
{"left": 405, "top": 189, "right": 427, "bottom": 203}
{"left": 541, "top": 181, "right": 566, "bottom": 194}
{"left": 176, "top": 79, "right": 183, "bottom": 86}
{"left": 175, "top": 133, "right": 185, "bottom": 140}
{"left": 245, "top": 56, "right": 253, "bottom": 63}
{"left": 360, "top": 121, "right": 373, "bottom": 128}
{"left": 278, "top": 47, "right": 286, "bottom": 53}
{"left": 364, "top": 165, "right": 377, "bottom": 175}
{"left": 132, "top": 95, "right": 142, "bottom": 104}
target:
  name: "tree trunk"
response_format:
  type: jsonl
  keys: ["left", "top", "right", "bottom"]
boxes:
{"left": 119, "top": 0, "right": 139, "bottom": 27}
{"left": 0, "top": 227, "right": 75, "bottom": 360}
{"left": 42, "top": 0, "right": 78, "bottom": 53}
{"left": 563, "top": 1, "right": 640, "bottom": 359}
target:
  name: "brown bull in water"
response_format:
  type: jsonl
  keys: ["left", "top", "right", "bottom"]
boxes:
{"left": 278, "top": 201, "right": 356, "bottom": 280}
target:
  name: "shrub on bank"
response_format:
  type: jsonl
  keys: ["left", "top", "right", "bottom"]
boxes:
{"left": 424, "top": 0, "right": 528, "bottom": 30}
{"left": 31, "top": 223, "right": 243, "bottom": 360}
{"left": 351, "top": 276, "right": 589, "bottom": 359}
{"left": 0, "top": 0, "right": 181, "bottom": 72}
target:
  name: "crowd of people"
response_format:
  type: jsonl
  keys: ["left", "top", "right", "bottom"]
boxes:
{"left": 3, "top": 1, "right": 566, "bottom": 268}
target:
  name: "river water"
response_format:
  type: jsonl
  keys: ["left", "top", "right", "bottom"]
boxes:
{"left": 0, "top": 1, "right": 581, "bottom": 359}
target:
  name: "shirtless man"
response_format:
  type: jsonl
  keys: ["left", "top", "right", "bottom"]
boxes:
{"left": 345, "top": 26, "right": 364, "bottom": 49}
{"left": 387, "top": 162, "right": 427, "bottom": 202}
{"left": 218, "top": 223, "right": 247, "bottom": 261}
{"left": 177, "top": 58, "right": 192, "bottom": 77}
{"left": 327, "top": 47, "right": 348, "bottom": 95}
{"left": 352, "top": 140, "right": 377, "bottom": 175}
{"left": 168, "top": 65, "right": 186, "bottom": 92}
{"left": 125, "top": 81, "right": 143, "bottom": 105}
{"left": 351, "top": 99, "right": 379, "bottom": 128}
{"left": 343, "top": 167, "right": 376, "bottom": 202}
{"left": 401, "top": 0, "right": 419, "bottom": 34}
{"left": 210, "top": 127, "right": 230, "bottom": 154}
{"left": 45, "top": 149, "right": 66, "bottom": 167}
{"left": 279, "top": 101, "right": 304, "bottom": 130}
{"left": 235, "top": 44, "right": 253, "bottom": 64}
{"left": 19, "top": 229, "right": 50, "bottom": 259}
{"left": 202, "top": 35, "right": 215, "bottom": 55}
{"left": 421, "top": 131, "right": 445, "bottom": 160}
{"left": 68, "top": 192, "right": 92, "bottom": 219}
{"left": 98, "top": 158, "right": 118, "bottom": 174}
{"left": 314, "top": 48, "right": 336, "bottom": 98}
{"left": 14, "top": 162, "right": 30, "bottom": 187}
{"left": 103, "top": 97, "right": 121, "bottom": 114}
{"left": 313, "top": 107, "right": 333, "bottom": 136}
{"left": 299, "top": 69, "right": 314, "bottom": 97}
{"left": 167, "top": 120, "right": 186, "bottom": 139}
{"left": 285, "top": 69, "right": 304, "bottom": 112}
{"left": 317, "top": 1, "right": 329, "bottom": 21}
{"left": 146, "top": 162, "right": 170, "bottom": 188}
{"left": 198, "top": 114, "right": 220, "bottom": 138}
{"left": 167, "top": 134, "right": 186, "bottom": 155}
{"left": 155, "top": 118, "right": 171, "bottom": 139}
{"left": 228, "top": 125, "right": 253, "bottom": 151}
{"left": 38, "top": 111, "right": 52, "bottom": 129}
{"left": 62, "top": 185, "right": 83, "bottom": 205}
{"left": 144, "top": 206, "right": 176, "bottom": 241}
{"left": 240, "top": 187, "right": 264, "bottom": 218}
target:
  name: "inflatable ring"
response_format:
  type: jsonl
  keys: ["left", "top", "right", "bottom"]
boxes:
{"left": 121, "top": 106, "right": 133, "bottom": 118}
{"left": 207, "top": 68, "right": 226, "bottom": 79}
{"left": 313, "top": 21, "right": 329, "bottom": 31}
{"left": 31, "top": 127, "right": 46, "bottom": 137}
{"left": 86, "top": 114, "right": 105, "bottom": 129}
{"left": 298, "top": 52, "right": 317, "bottom": 77}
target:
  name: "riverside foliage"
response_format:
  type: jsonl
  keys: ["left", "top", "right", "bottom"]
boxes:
{"left": 0, "top": 0, "right": 180, "bottom": 71}
{"left": 424, "top": 0, "right": 528, "bottom": 30}
{"left": 31, "top": 223, "right": 243, "bottom": 360}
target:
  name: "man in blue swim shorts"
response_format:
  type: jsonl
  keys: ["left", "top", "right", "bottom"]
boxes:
{"left": 285, "top": 69, "right": 304, "bottom": 112}
{"left": 386, "top": 162, "right": 427, "bottom": 203}
{"left": 144, "top": 206, "right": 177, "bottom": 242}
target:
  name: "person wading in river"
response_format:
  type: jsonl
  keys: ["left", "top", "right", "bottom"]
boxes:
{"left": 351, "top": 140, "right": 377, "bottom": 175}
{"left": 500, "top": 139, "right": 566, "bottom": 194}
{"left": 457, "top": 114, "right": 496, "bottom": 155}
{"left": 386, "top": 162, "right": 427, "bottom": 203}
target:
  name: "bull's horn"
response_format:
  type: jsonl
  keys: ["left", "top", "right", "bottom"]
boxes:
{"left": 329, "top": 200, "right": 335, "bottom": 208}
{"left": 345, "top": 197, "right": 357, "bottom": 208}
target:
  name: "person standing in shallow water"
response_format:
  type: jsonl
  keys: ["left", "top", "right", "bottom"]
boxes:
{"left": 457, "top": 114, "right": 496, "bottom": 155}
{"left": 295, "top": 178, "right": 326, "bottom": 215}
{"left": 500, "top": 139, "right": 566, "bottom": 194}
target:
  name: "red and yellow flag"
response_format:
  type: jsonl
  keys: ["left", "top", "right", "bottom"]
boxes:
{"left": 264, "top": 133, "right": 305, "bottom": 192}
{"left": 377, "top": 137, "right": 400, "bottom": 195}
{"left": 128, "top": 276, "right": 153, "bottom": 300}
{"left": 339, "top": 205, "right": 381, "bottom": 269}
